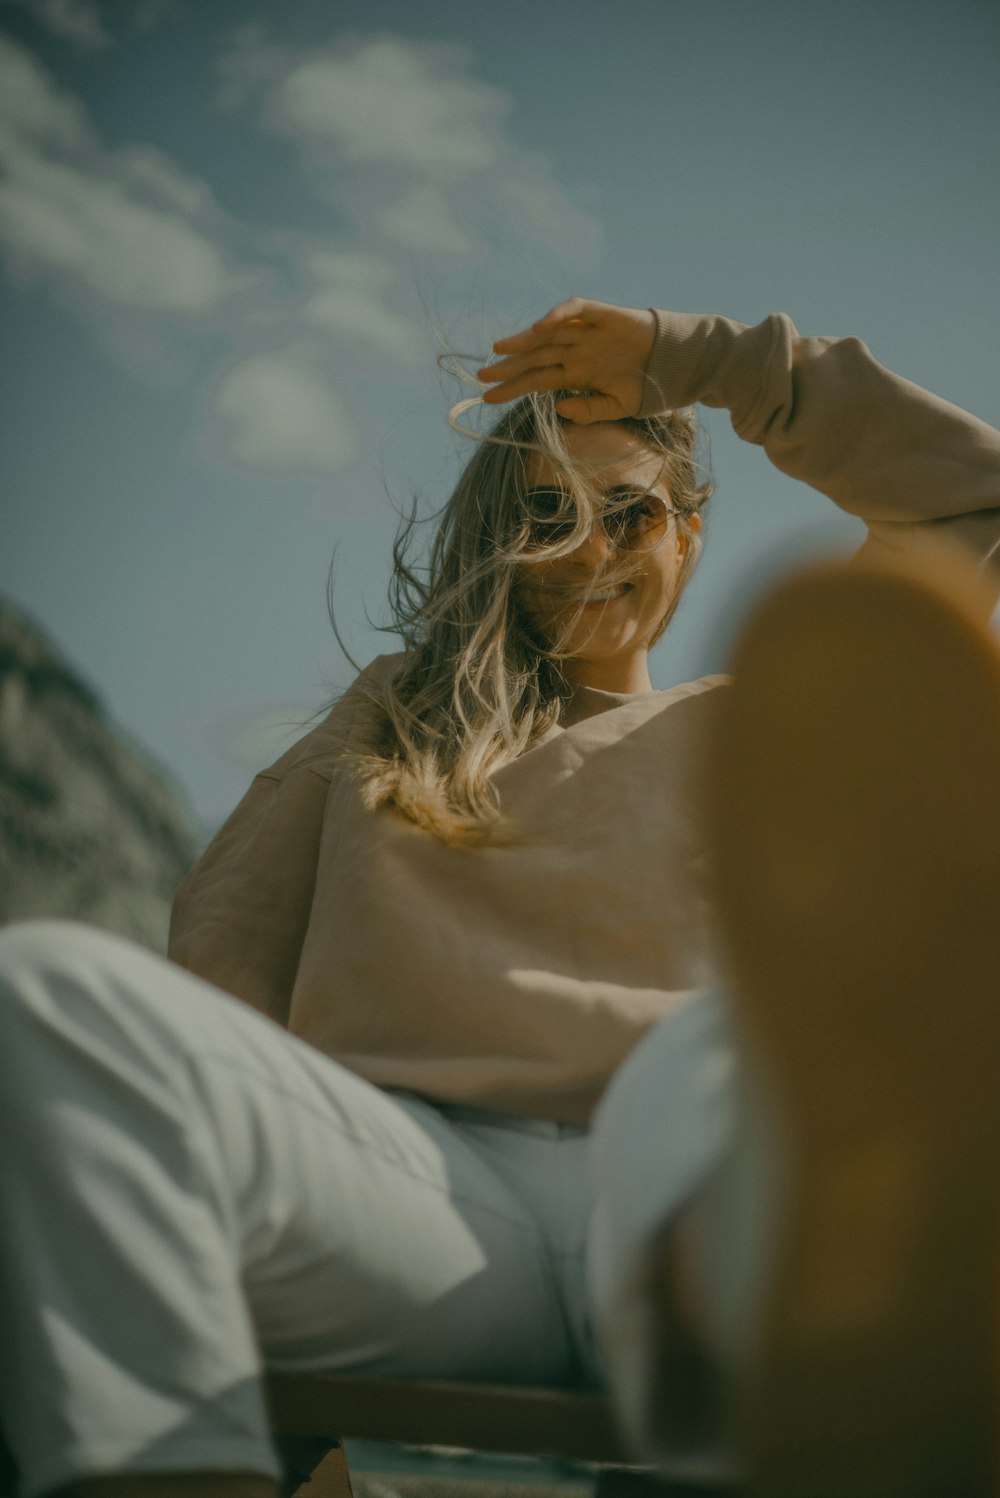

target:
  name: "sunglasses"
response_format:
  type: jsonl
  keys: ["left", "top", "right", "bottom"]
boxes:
{"left": 521, "top": 486, "right": 675, "bottom": 551}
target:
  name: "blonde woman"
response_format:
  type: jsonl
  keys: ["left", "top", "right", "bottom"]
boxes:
{"left": 1, "top": 296, "right": 999, "bottom": 1498}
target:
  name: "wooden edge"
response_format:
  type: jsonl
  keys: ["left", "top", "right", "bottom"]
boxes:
{"left": 292, "top": 1442, "right": 356, "bottom": 1498}
{"left": 265, "top": 1373, "right": 633, "bottom": 1465}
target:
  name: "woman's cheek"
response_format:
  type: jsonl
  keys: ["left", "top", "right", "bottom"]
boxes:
{"left": 514, "top": 585, "right": 554, "bottom": 647}
{"left": 516, "top": 571, "right": 552, "bottom": 623}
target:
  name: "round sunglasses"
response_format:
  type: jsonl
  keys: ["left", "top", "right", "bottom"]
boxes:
{"left": 521, "top": 486, "right": 675, "bottom": 551}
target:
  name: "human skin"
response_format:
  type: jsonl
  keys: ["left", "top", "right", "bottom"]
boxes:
{"left": 478, "top": 296, "right": 657, "bottom": 424}
{"left": 518, "top": 421, "right": 698, "bottom": 695}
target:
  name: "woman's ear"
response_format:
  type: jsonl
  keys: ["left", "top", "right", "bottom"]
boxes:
{"left": 677, "top": 511, "right": 702, "bottom": 555}
{"left": 682, "top": 512, "right": 703, "bottom": 550}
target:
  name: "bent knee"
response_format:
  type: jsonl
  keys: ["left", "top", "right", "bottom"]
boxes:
{"left": 0, "top": 921, "right": 150, "bottom": 1040}
{"left": 0, "top": 917, "right": 127, "bottom": 974}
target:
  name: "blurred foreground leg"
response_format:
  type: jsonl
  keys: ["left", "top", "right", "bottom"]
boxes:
{"left": 702, "top": 545, "right": 1000, "bottom": 1496}
{"left": 0, "top": 921, "right": 573, "bottom": 1498}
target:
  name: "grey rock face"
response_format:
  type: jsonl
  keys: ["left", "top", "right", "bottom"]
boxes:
{"left": 0, "top": 597, "right": 203, "bottom": 954}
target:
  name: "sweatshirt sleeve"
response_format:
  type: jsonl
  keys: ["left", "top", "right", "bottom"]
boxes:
{"left": 167, "top": 652, "right": 402, "bottom": 1027}
{"left": 639, "top": 309, "right": 1000, "bottom": 570}
{"left": 167, "top": 765, "right": 330, "bottom": 1028}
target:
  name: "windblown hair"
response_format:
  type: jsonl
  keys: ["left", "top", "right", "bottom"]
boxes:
{"left": 338, "top": 387, "right": 713, "bottom": 847}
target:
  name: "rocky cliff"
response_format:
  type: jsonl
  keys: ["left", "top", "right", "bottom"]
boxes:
{"left": 0, "top": 597, "right": 203, "bottom": 954}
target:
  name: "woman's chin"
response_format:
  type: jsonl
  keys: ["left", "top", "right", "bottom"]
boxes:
{"left": 561, "top": 623, "right": 644, "bottom": 661}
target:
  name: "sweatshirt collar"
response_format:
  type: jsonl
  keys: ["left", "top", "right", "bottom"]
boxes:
{"left": 559, "top": 681, "right": 657, "bottom": 727}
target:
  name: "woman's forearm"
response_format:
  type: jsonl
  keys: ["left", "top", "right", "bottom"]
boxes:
{"left": 643, "top": 308, "right": 1000, "bottom": 531}
{"left": 480, "top": 297, "right": 1000, "bottom": 539}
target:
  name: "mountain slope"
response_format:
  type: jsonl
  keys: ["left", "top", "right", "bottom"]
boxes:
{"left": 0, "top": 597, "right": 203, "bottom": 954}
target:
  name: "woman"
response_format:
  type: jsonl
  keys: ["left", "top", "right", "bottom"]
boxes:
{"left": 1, "top": 296, "right": 1000, "bottom": 1498}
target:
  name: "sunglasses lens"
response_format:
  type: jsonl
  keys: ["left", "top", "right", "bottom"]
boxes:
{"left": 604, "top": 498, "right": 668, "bottom": 548}
{"left": 522, "top": 490, "right": 670, "bottom": 549}
{"left": 524, "top": 489, "right": 576, "bottom": 545}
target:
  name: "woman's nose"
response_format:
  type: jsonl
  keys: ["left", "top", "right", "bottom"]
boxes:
{"left": 567, "top": 523, "right": 613, "bottom": 566}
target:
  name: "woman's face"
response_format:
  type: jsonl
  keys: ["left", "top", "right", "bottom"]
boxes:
{"left": 517, "top": 422, "right": 694, "bottom": 693}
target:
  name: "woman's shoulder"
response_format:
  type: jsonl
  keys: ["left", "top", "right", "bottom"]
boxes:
{"left": 658, "top": 671, "right": 733, "bottom": 703}
{"left": 528, "top": 673, "right": 732, "bottom": 758}
{"left": 579, "top": 672, "right": 733, "bottom": 723}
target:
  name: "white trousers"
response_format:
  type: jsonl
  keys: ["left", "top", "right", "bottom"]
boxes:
{"left": 0, "top": 920, "right": 734, "bottom": 1498}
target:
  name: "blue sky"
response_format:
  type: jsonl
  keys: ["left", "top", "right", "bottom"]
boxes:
{"left": 2, "top": 0, "right": 998, "bottom": 840}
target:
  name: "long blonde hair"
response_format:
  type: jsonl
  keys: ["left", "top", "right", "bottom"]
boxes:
{"left": 337, "top": 389, "right": 713, "bottom": 846}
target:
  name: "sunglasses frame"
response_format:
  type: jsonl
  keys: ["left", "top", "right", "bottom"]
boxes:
{"left": 520, "top": 486, "right": 677, "bottom": 552}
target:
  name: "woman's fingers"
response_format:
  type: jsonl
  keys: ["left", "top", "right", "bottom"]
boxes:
{"left": 553, "top": 392, "right": 623, "bottom": 424}
{"left": 491, "top": 325, "right": 581, "bottom": 356}
{"left": 530, "top": 297, "right": 597, "bottom": 331}
{"left": 477, "top": 344, "right": 568, "bottom": 383}
{"left": 480, "top": 365, "right": 572, "bottom": 404}
{"left": 478, "top": 299, "right": 653, "bottom": 417}
{"left": 491, "top": 301, "right": 596, "bottom": 354}
{"left": 489, "top": 330, "right": 536, "bottom": 355}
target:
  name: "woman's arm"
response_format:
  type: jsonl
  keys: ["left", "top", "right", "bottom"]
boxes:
{"left": 168, "top": 766, "right": 330, "bottom": 1028}
{"left": 167, "top": 653, "right": 402, "bottom": 1026}
{"left": 478, "top": 298, "right": 1000, "bottom": 567}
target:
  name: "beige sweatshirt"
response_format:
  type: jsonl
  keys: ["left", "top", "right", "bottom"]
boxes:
{"left": 168, "top": 310, "right": 1000, "bottom": 1124}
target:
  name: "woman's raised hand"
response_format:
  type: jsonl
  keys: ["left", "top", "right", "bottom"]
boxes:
{"left": 476, "top": 297, "right": 657, "bottom": 424}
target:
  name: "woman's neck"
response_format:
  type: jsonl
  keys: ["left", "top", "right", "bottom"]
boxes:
{"left": 562, "top": 655, "right": 653, "bottom": 694}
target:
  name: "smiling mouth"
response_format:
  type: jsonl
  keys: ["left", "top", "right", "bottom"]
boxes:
{"left": 581, "top": 584, "right": 632, "bottom": 606}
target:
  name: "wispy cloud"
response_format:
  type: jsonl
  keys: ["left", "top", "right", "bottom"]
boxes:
{"left": 0, "top": 24, "right": 605, "bottom": 479}
{"left": 209, "top": 340, "right": 360, "bottom": 476}
{"left": 0, "top": 35, "right": 249, "bottom": 311}
{"left": 0, "top": 32, "right": 365, "bottom": 475}
{"left": 216, "top": 29, "right": 604, "bottom": 278}
{"left": 275, "top": 37, "right": 505, "bottom": 181}
{"left": 0, "top": 143, "right": 243, "bottom": 311}
{"left": 0, "top": 26, "right": 91, "bottom": 141}
{"left": 1, "top": 0, "right": 182, "bottom": 47}
{"left": 207, "top": 28, "right": 605, "bottom": 474}
{"left": 2, "top": 0, "right": 111, "bottom": 49}
{"left": 377, "top": 183, "right": 472, "bottom": 257}
{"left": 296, "top": 250, "right": 424, "bottom": 367}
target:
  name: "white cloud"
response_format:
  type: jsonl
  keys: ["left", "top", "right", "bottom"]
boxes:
{"left": 2, "top": 0, "right": 182, "bottom": 46}
{"left": 304, "top": 250, "right": 395, "bottom": 296}
{"left": 211, "top": 341, "right": 360, "bottom": 475}
{"left": 298, "top": 249, "right": 425, "bottom": 366}
{"left": 217, "top": 29, "right": 604, "bottom": 276}
{"left": 377, "top": 184, "right": 471, "bottom": 257}
{"left": 118, "top": 143, "right": 213, "bottom": 219}
{"left": 126, "top": 0, "right": 184, "bottom": 38}
{"left": 277, "top": 37, "right": 505, "bottom": 182}
{"left": 0, "top": 130, "right": 240, "bottom": 310}
{"left": 496, "top": 162, "right": 604, "bottom": 271}
{"left": 0, "top": 27, "right": 602, "bottom": 479}
{"left": 0, "top": 34, "right": 406, "bottom": 478}
{"left": 3, "top": 0, "right": 111, "bottom": 49}
{"left": 0, "top": 35, "right": 250, "bottom": 313}
{"left": 0, "top": 30, "right": 93, "bottom": 143}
